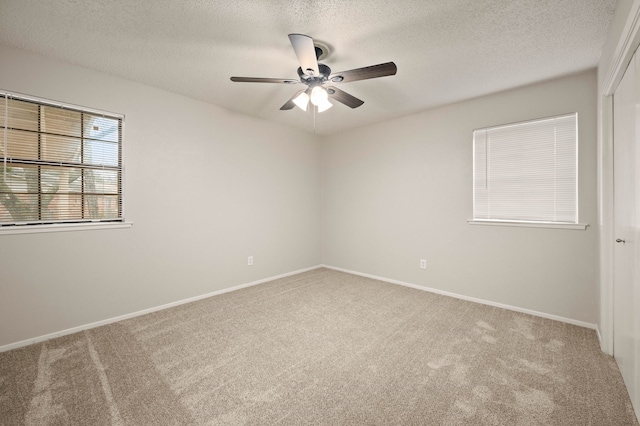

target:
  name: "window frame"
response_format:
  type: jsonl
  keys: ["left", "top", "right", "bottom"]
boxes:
{"left": 0, "top": 90, "right": 131, "bottom": 235}
{"left": 468, "top": 113, "right": 588, "bottom": 230}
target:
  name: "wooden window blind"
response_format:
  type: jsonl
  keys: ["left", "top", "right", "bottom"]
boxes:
{"left": 473, "top": 113, "right": 578, "bottom": 224}
{"left": 0, "top": 92, "right": 123, "bottom": 226}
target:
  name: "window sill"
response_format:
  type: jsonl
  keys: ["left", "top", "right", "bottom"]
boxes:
{"left": 467, "top": 220, "right": 588, "bottom": 230}
{"left": 0, "top": 221, "right": 133, "bottom": 235}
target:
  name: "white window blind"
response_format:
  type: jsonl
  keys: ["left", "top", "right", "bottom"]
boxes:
{"left": 473, "top": 113, "right": 578, "bottom": 224}
{"left": 0, "top": 92, "right": 123, "bottom": 226}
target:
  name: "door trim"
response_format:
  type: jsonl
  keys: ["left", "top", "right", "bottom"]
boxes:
{"left": 603, "top": 1, "right": 640, "bottom": 96}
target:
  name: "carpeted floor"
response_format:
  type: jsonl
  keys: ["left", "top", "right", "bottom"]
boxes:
{"left": 1, "top": 268, "right": 638, "bottom": 425}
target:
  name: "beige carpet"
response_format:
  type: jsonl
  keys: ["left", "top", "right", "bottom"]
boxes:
{"left": 1, "top": 268, "right": 638, "bottom": 425}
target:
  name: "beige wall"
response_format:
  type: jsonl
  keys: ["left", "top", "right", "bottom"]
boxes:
{"left": 0, "top": 43, "right": 601, "bottom": 349}
{"left": 0, "top": 44, "right": 322, "bottom": 347}
{"left": 322, "top": 70, "right": 598, "bottom": 324}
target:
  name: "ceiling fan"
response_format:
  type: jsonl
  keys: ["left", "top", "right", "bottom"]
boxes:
{"left": 230, "top": 34, "right": 397, "bottom": 113}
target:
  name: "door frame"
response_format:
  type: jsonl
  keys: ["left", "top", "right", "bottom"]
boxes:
{"left": 599, "top": 0, "right": 640, "bottom": 355}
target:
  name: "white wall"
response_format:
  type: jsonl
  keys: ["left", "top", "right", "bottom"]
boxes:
{"left": 322, "top": 70, "right": 598, "bottom": 324}
{"left": 0, "top": 44, "right": 322, "bottom": 348}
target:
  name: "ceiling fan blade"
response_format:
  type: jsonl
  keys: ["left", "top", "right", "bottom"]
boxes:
{"left": 326, "top": 87, "right": 364, "bottom": 109}
{"left": 231, "top": 77, "right": 299, "bottom": 84}
{"left": 280, "top": 90, "right": 306, "bottom": 110}
{"left": 328, "top": 62, "right": 397, "bottom": 83}
{"left": 288, "top": 34, "right": 320, "bottom": 76}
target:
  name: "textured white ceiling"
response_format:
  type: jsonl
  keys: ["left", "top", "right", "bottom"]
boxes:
{"left": 0, "top": 0, "right": 615, "bottom": 135}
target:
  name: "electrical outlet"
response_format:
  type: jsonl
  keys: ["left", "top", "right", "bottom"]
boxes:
{"left": 248, "top": 256, "right": 254, "bottom": 266}
{"left": 420, "top": 259, "right": 427, "bottom": 269}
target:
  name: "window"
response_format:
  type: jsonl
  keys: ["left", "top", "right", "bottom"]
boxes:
{"left": 0, "top": 92, "right": 123, "bottom": 228}
{"left": 471, "top": 113, "right": 581, "bottom": 228}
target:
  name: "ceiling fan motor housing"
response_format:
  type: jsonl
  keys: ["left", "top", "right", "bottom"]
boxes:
{"left": 298, "top": 63, "right": 332, "bottom": 86}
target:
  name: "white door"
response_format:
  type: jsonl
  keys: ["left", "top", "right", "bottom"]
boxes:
{"left": 613, "top": 49, "right": 640, "bottom": 419}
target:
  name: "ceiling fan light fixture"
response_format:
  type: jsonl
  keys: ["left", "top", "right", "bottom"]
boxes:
{"left": 309, "top": 86, "right": 332, "bottom": 112}
{"left": 316, "top": 98, "right": 333, "bottom": 112}
{"left": 310, "top": 86, "right": 329, "bottom": 106}
{"left": 293, "top": 91, "right": 310, "bottom": 111}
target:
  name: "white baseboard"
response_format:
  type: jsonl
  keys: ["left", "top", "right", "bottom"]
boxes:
{"left": 0, "top": 265, "right": 323, "bottom": 353}
{"left": 322, "top": 265, "right": 597, "bottom": 331}
{"left": 2, "top": 264, "right": 596, "bottom": 353}
{"left": 595, "top": 324, "right": 603, "bottom": 349}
